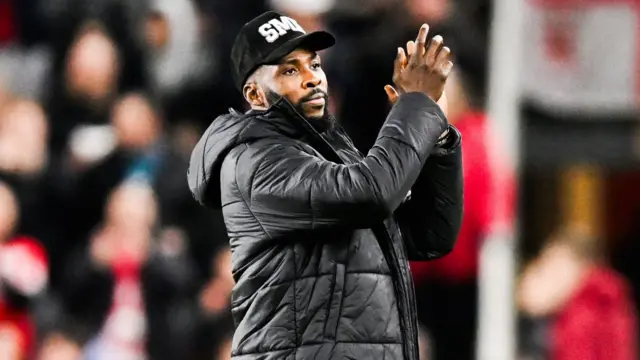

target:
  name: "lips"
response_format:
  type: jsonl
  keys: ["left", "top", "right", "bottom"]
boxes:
{"left": 302, "top": 93, "right": 326, "bottom": 106}
{"left": 303, "top": 98, "right": 325, "bottom": 106}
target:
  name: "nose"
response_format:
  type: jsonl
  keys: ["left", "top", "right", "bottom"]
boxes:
{"left": 302, "top": 69, "right": 321, "bottom": 89}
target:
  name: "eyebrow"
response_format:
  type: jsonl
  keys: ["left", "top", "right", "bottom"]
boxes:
{"left": 278, "top": 53, "right": 319, "bottom": 65}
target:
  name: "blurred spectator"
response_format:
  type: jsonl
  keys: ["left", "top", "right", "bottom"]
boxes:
{"left": 0, "top": 47, "right": 51, "bottom": 102}
{"left": 0, "top": 0, "right": 52, "bottom": 101}
{"left": 409, "top": 69, "right": 492, "bottom": 360}
{"left": 269, "top": 0, "right": 335, "bottom": 31}
{"left": 47, "top": 22, "right": 120, "bottom": 154}
{"left": 62, "top": 92, "right": 224, "bottom": 283}
{"left": 0, "top": 182, "right": 18, "bottom": 242}
{"left": 65, "top": 24, "right": 120, "bottom": 106}
{"left": 198, "top": 248, "right": 233, "bottom": 320}
{"left": 190, "top": 247, "right": 234, "bottom": 360}
{"left": 0, "top": 98, "right": 51, "bottom": 245}
{"left": 0, "top": 182, "right": 49, "bottom": 360}
{"left": 613, "top": 208, "right": 640, "bottom": 341}
{"left": 418, "top": 325, "right": 433, "bottom": 360}
{"left": 37, "top": 333, "right": 82, "bottom": 360}
{"left": 142, "top": 0, "right": 223, "bottom": 133}
{"left": 49, "top": 181, "right": 198, "bottom": 360}
{"left": 518, "top": 226, "right": 638, "bottom": 360}
{"left": 62, "top": 92, "right": 162, "bottom": 262}
{"left": 0, "top": 99, "right": 48, "bottom": 176}
{"left": 43, "top": 0, "right": 147, "bottom": 93}
{"left": 45, "top": 92, "right": 156, "bottom": 289}
{"left": 214, "top": 339, "right": 232, "bottom": 360}
{"left": 145, "top": 0, "right": 215, "bottom": 100}
{"left": 325, "top": 0, "right": 487, "bottom": 153}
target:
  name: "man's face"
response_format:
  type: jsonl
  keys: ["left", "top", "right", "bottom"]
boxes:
{"left": 260, "top": 49, "right": 330, "bottom": 122}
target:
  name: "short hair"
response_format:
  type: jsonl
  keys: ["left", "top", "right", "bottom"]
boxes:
{"left": 244, "top": 65, "right": 267, "bottom": 88}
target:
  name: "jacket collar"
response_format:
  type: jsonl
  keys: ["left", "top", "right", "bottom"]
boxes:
{"left": 245, "top": 97, "right": 336, "bottom": 134}
{"left": 243, "top": 97, "right": 345, "bottom": 164}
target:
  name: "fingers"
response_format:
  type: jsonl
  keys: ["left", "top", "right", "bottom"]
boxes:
{"left": 436, "top": 46, "right": 451, "bottom": 63}
{"left": 441, "top": 60, "right": 454, "bottom": 78}
{"left": 392, "top": 47, "right": 406, "bottom": 85}
{"left": 435, "top": 46, "right": 453, "bottom": 79}
{"left": 409, "top": 24, "right": 429, "bottom": 66}
{"left": 415, "top": 23, "right": 429, "bottom": 50}
{"left": 394, "top": 47, "right": 406, "bottom": 75}
{"left": 425, "top": 35, "right": 444, "bottom": 66}
{"left": 406, "top": 41, "right": 416, "bottom": 59}
{"left": 384, "top": 85, "right": 399, "bottom": 104}
{"left": 403, "top": 41, "right": 415, "bottom": 69}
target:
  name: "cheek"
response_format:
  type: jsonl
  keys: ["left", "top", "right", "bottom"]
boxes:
{"left": 285, "top": 91, "right": 306, "bottom": 105}
{"left": 319, "top": 71, "right": 329, "bottom": 88}
{"left": 270, "top": 81, "right": 302, "bottom": 104}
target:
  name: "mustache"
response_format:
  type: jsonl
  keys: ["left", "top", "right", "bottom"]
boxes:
{"left": 300, "top": 89, "right": 328, "bottom": 103}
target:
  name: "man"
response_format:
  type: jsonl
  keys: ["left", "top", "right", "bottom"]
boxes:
{"left": 187, "top": 11, "right": 463, "bottom": 360}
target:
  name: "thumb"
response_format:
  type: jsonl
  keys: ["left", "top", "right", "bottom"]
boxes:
{"left": 384, "top": 85, "right": 399, "bottom": 104}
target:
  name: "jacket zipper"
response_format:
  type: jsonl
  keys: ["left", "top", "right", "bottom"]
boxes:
{"left": 377, "top": 223, "right": 418, "bottom": 360}
{"left": 281, "top": 101, "right": 419, "bottom": 359}
{"left": 334, "top": 125, "right": 419, "bottom": 360}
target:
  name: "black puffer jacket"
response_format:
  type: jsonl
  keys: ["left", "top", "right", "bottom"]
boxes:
{"left": 187, "top": 92, "right": 463, "bottom": 360}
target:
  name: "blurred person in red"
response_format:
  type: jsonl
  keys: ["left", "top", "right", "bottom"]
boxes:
{"left": 64, "top": 92, "right": 163, "bottom": 254}
{"left": 325, "top": 0, "right": 487, "bottom": 155}
{"left": 42, "top": 181, "right": 198, "bottom": 360}
{"left": 65, "top": 91, "right": 224, "bottom": 286}
{"left": 518, "top": 226, "right": 638, "bottom": 360}
{"left": 0, "top": 181, "right": 49, "bottom": 360}
{"left": 408, "top": 69, "right": 492, "bottom": 360}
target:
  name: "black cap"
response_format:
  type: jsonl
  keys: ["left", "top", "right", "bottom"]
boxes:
{"left": 231, "top": 11, "right": 336, "bottom": 91}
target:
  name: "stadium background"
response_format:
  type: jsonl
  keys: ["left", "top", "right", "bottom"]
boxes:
{"left": 0, "top": 0, "right": 638, "bottom": 359}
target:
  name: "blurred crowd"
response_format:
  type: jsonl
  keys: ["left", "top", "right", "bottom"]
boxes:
{"left": 0, "top": 0, "right": 637, "bottom": 359}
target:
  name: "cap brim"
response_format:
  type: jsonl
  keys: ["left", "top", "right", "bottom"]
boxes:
{"left": 263, "top": 31, "right": 336, "bottom": 64}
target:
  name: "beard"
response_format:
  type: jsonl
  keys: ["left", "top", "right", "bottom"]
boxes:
{"left": 265, "top": 89, "right": 333, "bottom": 132}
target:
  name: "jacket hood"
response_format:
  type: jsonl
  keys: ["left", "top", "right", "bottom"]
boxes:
{"left": 187, "top": 100, "right": 319, "bottom": 208}
{"left": 187, "top": 109, "right": 248, "bottom": 208}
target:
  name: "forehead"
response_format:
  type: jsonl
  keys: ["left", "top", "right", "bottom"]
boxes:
{"left": 253, "top": 48, "right": 321, "bottom": 83}
{"left": 278, "top": 49, "right": 320, "bottom": 64}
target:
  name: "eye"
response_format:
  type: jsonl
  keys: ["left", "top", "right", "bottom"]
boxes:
{"left": 283, "top": 68, "right": 297, "bottom": 76}
{"left": 311, "top": 62, "right": 322, "bottom": 70}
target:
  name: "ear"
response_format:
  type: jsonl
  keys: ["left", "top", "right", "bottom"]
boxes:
{"left": 243, "top": 83, "right": 267, "bottom": 109}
